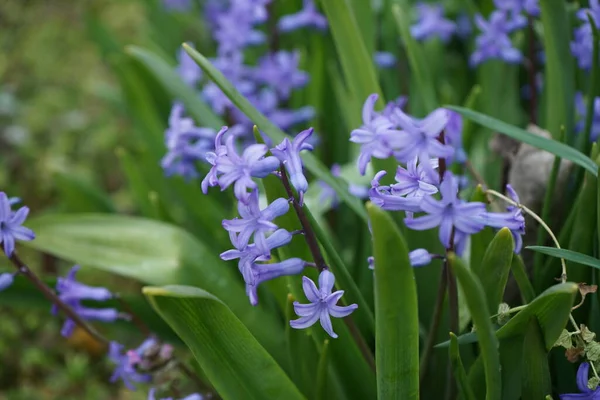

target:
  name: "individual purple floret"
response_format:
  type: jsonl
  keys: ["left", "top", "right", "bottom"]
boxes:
{"left": 177, "top": 45, "right": 202, "bottom": 87}
{"left": 405, "top": 172, "right": 487, "bottom": 249}
{"left": 392, "top": 157, "right": 439, "bottom": 198}
{"left": 278, "top": 0, "right": 328, "bottom": 32}
{"left": 481, "top": 185, "right": 526, "bottom": 253}
{"left": 245, "top": 258, "right": 307, "bottom": 305}
{"left": 222, "top": 189, "right": 290, "bottom": 254}
{"left": 148, "top": 388, "right": 203, "bottom": 400}
{"left": 410, "top": 3, "right": 456, "bottom": 43}
{"left": 445, "top": 110, "right": 467, "bottom": 164}
{"left": 290, "top": 269, "right": 357, "bottom": 338}
{"left": 493, "top": 0, "right": 540, "bottom": 18}
{"left": 0, "top": 272, "right": 15, "bottom": 292}
{"left": 213, "top": 0, "right": 267, "bottom": 55}
{"left": 575, "top": 92, "right": 600, "bottom": 142}
{"left": 221, "top": 229, "right": 293, "bottom": 272}
{"left": 108, "top": 341, "right": 152, "bottom": 390}
{"left": 559, "top": 362, "right": 600, "bottom": 399}
{"left": 254, "top": 51, "right": 310, "bottom": 100}
{"left": 271, "top": 128, "right": 314, "bottom": 204}
{"left": 0, "top": 192, "right": 35, "bottom": 256}
{"left": 368, "top": 248, "right": 433, "bottom": 270}
{"left": 350, "top": 94, "right": 402, "bottom": 175}
{"left": 570, "top": 0, "right": 600, "bottom": 72}
{"left": 391, "top": 107, "right": 454, "bottom": 170}
{"left": 202, "top": 131, "right": 279, "bottom": 203}
{"left": 470, "top": 11, "right": 523, "bottom": 66}
{"left": 161, "top": 103, "right": 216, "bottom": 180}
{"left": 53, "top": 265, "right": 123, "bottom": 338}
{"left": 369, "top": 171, "right": 424, "bottom": 213}
{"left": 374, "top": 52, "right": 397, "bottom": 68}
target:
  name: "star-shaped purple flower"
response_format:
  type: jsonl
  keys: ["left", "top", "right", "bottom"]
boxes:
{"left": 369, "top": 171, "right": 424, "bottom": 213}
{"left": 254, "top": 51, "right": 309, "bottom": 100}
{"left": 245, "top": 258, "right": 307, "bottom": 305}
{"left": 405, "top": 172, "right": 487, "bottom": 249}
{"left": 220, "top": 229, "right": 293, "bottom": 273}
{"left": 278, "top": 0, "right": 328, "bottom": 32}
{"left": 108, "top": 341, "right": 152, "bottom": 390}
{"left": 470, "top": 11, "right": 523, "bottom": 66}
{"left": 493, "top": 0, "right": 540, "bottom": 17}
{"left": 290, "top": 269, "right": 357, "bottom": 338}
{"left": 481, "top": 184, "right": 526, "bottom": 253}
{"left": 222, "top": 189, "right": 290, "bottom": 254}
{"left": 271, "top": 128, "right": 314, "bottom": 203}
{"left": 0, "top": 192, "right": 35, "bottom": 256}
{"left": 560, "top": 362, "right": 600, "bottom": 399}
{"left": 410, "top": 3, "right": 456, "bottom": 43}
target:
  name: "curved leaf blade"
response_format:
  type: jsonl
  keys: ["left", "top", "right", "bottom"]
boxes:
{"left": 521, "top": 319, "right": 552, "bottom": 399}
{"left": 144, "top": 286, "right": 305, "bottom": 400}
{"left": 449, "top": 333, "right": 476, "bottom": 400}
{"left": 527, "top": 247, "right": 600, "bottom": 271}
{"left": 368, "top": 203, "right": 419, "bottom": 400}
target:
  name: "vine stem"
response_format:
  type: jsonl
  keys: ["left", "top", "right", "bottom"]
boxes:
{"left": 485, "top": 189, "right": 567, "bottom": 282}
{"left": 5, "top": 251, "right": 110, "bottom": 345}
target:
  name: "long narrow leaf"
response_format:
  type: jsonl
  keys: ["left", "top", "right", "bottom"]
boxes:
{"left": 527, "top": 246, "right": 600, "bottom": 270}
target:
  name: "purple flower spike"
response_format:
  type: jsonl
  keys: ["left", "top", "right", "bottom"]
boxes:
{"left": 350, "top": 94, "right": 401, "bottom": 175}
{"left": 392, "top": 107, "right": 454, "bottom": 169}
{"left": 246, "top": 258, "right": 307, "bottom": 305}
{"left": 559, "top": 362, "right": 600, "bottom": 399}
{"left": 255, "top": 51, "right": 310, "bottom": 100}
{"left": 369, "top": 171, "right": 424, "bottom": 213}
{"left": 222, "top": 190, "right": 290, "bottom": 254}
{"left": 54, "top": 265, "right": 123, "bottom": 337}
{"left": 278, "top": 0, "right": 328, "bottom": 32}
{"left": 109, "top": 341, "right": 152, "bottom": 391}
{"left": 410, "top": 3, "right": 456, "bottom": 43}
{"left": 290, "top": 269, "right": 357, "bottom": 338}
{"left": 0, "top": 192, "right": 35, "bottom": 256}
{"left": 162, "top": 103, "right": 216, "bottom": 180}
{"left": 271, "top": 128, "right": 314, "bottom": 203}
{"left": 470, "top": 11, "right": 523, "bottom": 66}
{"left": 481, "top": 185, "right": 525, "bottom": 253}
{"left": 405, "top": 172, "right": 487, "bottom": 249}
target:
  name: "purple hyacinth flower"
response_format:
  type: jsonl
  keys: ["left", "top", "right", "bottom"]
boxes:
{"left": 445, "top": 110, "right": 467, "bottom": 164}
{"left": 213, "top": 1, "right": 266, "bottom": 54}
{"left": 203, "top": 133, "right": 280, "bottom": 203}
{"left": 162, "top": 103, "right": 216, "bottom": 180}
{"left": 575, "top": 92, "right": 600, "bottom": 142}
{"left": 278, "top": 0, "right": 328, "bottom": 32}
{"left": 8, "top": 197, "right": 20, "bottom": 206}
{"left": 368, "top": 249, "right": 433, "bottom": 270}
{"left": 0, "top": 192, "right": 35, "bottom": 256}
{"left": 222, "top": 189, "right": 290, "bottom": 254}
{"left": 374, "top": 52, "right": 397, "bottom": 68}
{"left": 0, "top": 272, "right": 15, "bottom": 291}
{"left": 290, "top": 269, "right": 358, "bottom": 338}
{"left": 391, "top": 107, "right": 454, "bottom": 170}
{"left": 271, "top": 128, "right": 314, "bottom": 203}
{"left": 410, "top": 3, "right": 456, "bottom": 43}
{"left": 221, "top": 228, "right": 293, "bottom": 272}
{"left": 108, "top": 341, "right": 152, "bottom": 390}
{"left": 350, "top": 94, "right": 402, "bottom": 175}
{"left": 470, "top": 11, "right": 523, "bottom": 66}
{"left": 254, "top": 51, "right": 310, "bottom": 100}
{"left": 246, "top": 258, "right": 307, "bottom": 305}
{"left": 177, "top": 45, "right": 202, "bottom": 87}
{"left": 456, "top": 13, "right": 473, "bottom": 39}
{"left": 392, "top": 157, "right": 439, "bottom": 198}
{"left": 571, "top": 1, "right": 600, "bottom": 71}
{"left": 481, "top": 185, "right": 525, "bottom": 253}
{"left": 148, "top": 388, "right": 203, "bottom": 400}
{"left": 369, "top": 171, "right": 424, "bottom": 213}
{"left": 405, "top": 172, "right": 487, "bottom": 249}
{"left": 559, "top": 362, "right": 600, "bottom": 399}
{"left": 317, "top": 164, "right": 342, "bottom": 208}
{"left": 493, "top": 0, "right": 540, "bottom": 17}
{"left": 53, "top": 265, "right": 122, "bottom": 337}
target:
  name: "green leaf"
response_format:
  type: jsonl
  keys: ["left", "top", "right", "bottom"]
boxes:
{"left": 521, "top": 319, "right": 552, "bottom": 399}
{"left": 448, "top": 106, "right": 598, "bottom": 176}
{"left": 527, "top": 247, "right": 600, "bottom": 271}
{"left": 469, "top": 185, "right": 495, "bottom": 276}
{"left": 539, "top": 0, "right": 575, "bottom": 140}
{"left": 474, "top": 228, "right": 514, "bottom": 314}
{"left": 22, "top": 213, "right": 286, "bottom": 363}
{"left": 182, "top": 44, "right": 368, "bottom": 222}
{"left": 449, "top": 253, "right": 501, "bottom": 400}
{"left": 511, "top": 255, "right": 536, "bottom": 304}
{"left": 391, "top": 3, "right": 437, "bottom": 113}
{"left": 144, "top": 286, "right": 304, "bottom": 400}
{"left": 315, "top": 339, "right": 330, "bottom": 400}
{"left": 55, "top": 172, "right": 116, "bottom": 213}
{"left": 116, "top": 148, "right": 157, "bottom": 218}
{"left": 126, "top": 46, "right": 223, "bottom": 129}
{"left": 368, "top": 203, "right": 419, "bottom": 399}
{"left": 317, "top": 0, "right": 383, "bottom": 124}
{"left": 449, "top": 333, "right": 477, "bottom": 400}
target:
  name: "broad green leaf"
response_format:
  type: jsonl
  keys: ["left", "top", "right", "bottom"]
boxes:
{"left": 391, "top": 3, "right": 437, "bottom": 113}
{"left": 55, "top": 172, "right": 116, "bottom": 213}
{"left": 474, "top": 228, "right": 514, "bottom": 314}
{"left": 144, "top": 286, "right": 304, "bottom": 400}
{"left": 539, "top": 0, "right": 574, "bottom": 140}
{"left": 126, "top": 46, "right": 223, "bottom": 129}
{"left": 318, "top": 0, "right": 383, "bottom": 124}
{"left": 522, "top": 319, "right": 552, "bottom": 399}
{"left": 527, "top": 247, "right": 600, "bottom": 271}
{"left": 511, "top": 255, "right": 536, "bottom": 304}
{"left": 448, "top": 106, "right": 598, "bottom": 176}
{"left": 449, "top": 253, "right": 501, "bottom": 400}
{"left": 182, "top": 44, "right": 368, "bottom": 222}
{"left": 22, "top": 214, "right": 286, "bottom": 363}
{"left": 449, "top": 333, "right": 476, "bottom": 400}
{"left": 368, "top": 203, "right": 419, "bottom": 400}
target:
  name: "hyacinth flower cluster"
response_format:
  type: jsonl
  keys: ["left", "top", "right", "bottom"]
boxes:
{"left": 351, "top": 94, "right": 526, "bottom": 258}
{"left": 202, "top": 126, "right": 357, "bottom": 338}
{"left": 571, "top": 0, "right": 600, "bottom": 71}
{"left": 161, "top": 0, "right": 326, "bottom": 181}
{"left": 575, "top": 92, "right": 600, "bottom": 142}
